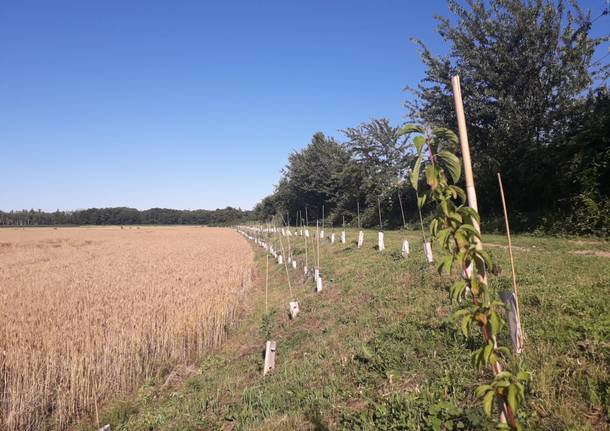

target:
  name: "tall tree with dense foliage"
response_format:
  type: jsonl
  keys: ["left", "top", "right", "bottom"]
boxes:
{"left": 407, "top": 0, "right": 606, "bottom": 223}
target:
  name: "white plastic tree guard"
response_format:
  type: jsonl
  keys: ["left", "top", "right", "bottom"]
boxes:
{"left": 288, "top": 300, "right": 300, "bottom": 319}
{"left": 402, "top": 239, "right": 410, "bottom": 258}
{"left": 424, "top": 241, "right": 434, "bottom": 263}
{"left": 320, "top": 230, "right": 325, "bottom": 239}
{"left": 316, "top": 276, "right": 323, "bottom": 292}
{"left": 287, "top": 255, "right": 292, "bottom": 264}
{"left": 263, "top": 340, "right": 276, "bottom": 375}
{"left": 305, "top": 229, "right": 310, "bottom": 237}
{"left": 358, "top": 230, "right": 364, "bottom": 248}
{"left": 330, "top": 233, "right": 335, "bottom": 244}
{"left": 292, "top": 260, "right": 297, "bottom": 269}
{"left": 304, "top": 265, "right": 308, "bottom": 275}
{"left": 462, "top": 263, "right": 473, "bottom": 279}
{"left": 499, "top": 291, "right": 523, "bottom": 354}
{"left": 378, "top": 232, "right": 385, "bottom": 251}
{"left": 277, "top": 254, "right": 283, "bottom": 265}
{"left": 314, "top": 268, "right": 320, "bottom": 281}
{"left": 341, "top": 231, "right": 346, "bottom": 244}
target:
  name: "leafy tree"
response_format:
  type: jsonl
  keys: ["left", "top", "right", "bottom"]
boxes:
{"left": 272, "top": 132, "right": 351, "bottom": 223}
{"left": 342, "top": 118, "right": 414, "bottom": 227}
{"left": 407, "top": 0, "right": 605, "bottom": 218}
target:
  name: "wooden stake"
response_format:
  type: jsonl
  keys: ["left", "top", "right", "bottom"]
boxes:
{"left": 377, "top": 196, "right": 383, "bottom": 230}
{"left": 263, "top": 340, "right": 276, "bottom": 375}
{"left": 322, "top": 205, "right": 325, "bottom": 230}
{"left": 498, "top": 172, "right": 524, "bottom": 353}
{"left": 452, "top": 76, "right": 479, "bottom": 218}
{"left": 265, "top": 251, "right": 269, "bottom": 314}
{"left": 398, "top": 191, "right": 407, "bottom": 229}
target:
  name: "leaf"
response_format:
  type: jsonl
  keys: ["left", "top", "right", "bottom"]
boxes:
{"left": 429, "top": 217, "right": 438, "bottom": 236}
{"left": 482, "top": 390, "right": 495, "bottom": 416}
{"left": 494, "top": 371, "right": 513, "bottom": 381}
{"left": 507, "top": 384, "right": 518, "bottom": 413}
{"left": 451, "top": 307, "right": 471, "bottom": 319}
{"left": 436, "top": 228, "right": 452, "bottom": 247}
{"left": 489, "top": 310, "right": 501, "bottom": 337}
{"left": 448, "top": 185, "right": 466, "bottom": 203}
{"left": 425, "top": 164, "right": 438, "bottom": 189}
{"left": 397, "top": 124, "right": 424, "bottom": 137}
{"left": 437, "top": 150, "right": 462, "bottom": 183}
{"left": 483, "top": 341, "right": 494, "bottom": 365}
{"left": 417, "top": 193, "right": 427, "bottom": 209}
{"left": 437, "top": 255, "right": 453, "bottom": 275}
{"left": 457, "top": 223, "right": 480, "bottom": 238}
{"left": 433, "top": 127, "right": 459, "bottom": 148}
{"left": 410, "top": 155, "right": 423, "bottom": 190}
{"left": 475, "top": 384, "right": 493, "bottom": 398}
{"left": 476, "top": 249, "right": 494, "bottom": 270}
{"left": 450, "top": 280, "right": 467, "bottom": 303}
{"left": 460, "top": 314, "right": 471, "bottom": 337}
{"left": 516, "top": 371, "right": 531, "bottom": 382}
{"left": 413, "top": 135, "right": 426, "bottom": 154}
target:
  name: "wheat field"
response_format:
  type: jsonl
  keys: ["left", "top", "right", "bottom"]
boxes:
{"left": 0, "top": 226, "right": 253, "bottom": 430}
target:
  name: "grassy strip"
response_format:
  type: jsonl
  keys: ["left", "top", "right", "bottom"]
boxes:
{"left": 84, "top": 229, "right": 610, "bottom": 430}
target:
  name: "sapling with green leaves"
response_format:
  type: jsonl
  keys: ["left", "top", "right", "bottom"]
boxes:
{"left": 398, "top": 124, "right": 530, "bottom": 430}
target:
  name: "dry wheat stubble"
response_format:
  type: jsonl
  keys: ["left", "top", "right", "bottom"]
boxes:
{"left": 0, "top": 226, "right": 253, "bottom": 431}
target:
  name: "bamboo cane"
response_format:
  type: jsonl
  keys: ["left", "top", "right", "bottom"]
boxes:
{"left": 377, "top": 196, "right": 383, "bottom": 230}
{"left": 497, "top": 172, "right": 524, "bottom": 352}
{"left": 398, "top": 191, "right": 407, "bottom": 229}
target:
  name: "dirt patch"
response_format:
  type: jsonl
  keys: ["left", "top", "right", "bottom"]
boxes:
{"left": 572, "top": 250, "right": 610, "bottom": 258}
{"left": 487, "top": 243, "right": 530, "bottom": 252}
{"left": 569, "top": 239, "right": 606, "bottom": 246}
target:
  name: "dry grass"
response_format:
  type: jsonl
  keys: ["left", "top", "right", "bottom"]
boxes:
{"left": 0, "top": 226, "right": 253, "bottom": 430}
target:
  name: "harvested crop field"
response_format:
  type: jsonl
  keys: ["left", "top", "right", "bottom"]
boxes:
{"left": 0, "top": 226, "right": 253, "bottom": 431}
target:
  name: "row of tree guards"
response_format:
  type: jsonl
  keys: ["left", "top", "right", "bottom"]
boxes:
{"left": 237, "top": 75, "right": 525, "bottom": 428}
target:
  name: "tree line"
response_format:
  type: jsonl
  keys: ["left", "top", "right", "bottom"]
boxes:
{"left": 0, "top": 207, "right": 252, "bottom": 227}
{"left": 254, "top": 0, "right": 609, "bottom": 236}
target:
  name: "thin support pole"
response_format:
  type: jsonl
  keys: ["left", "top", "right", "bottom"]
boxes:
{"left": 322, "top": 205, "right": 325, "bottom": 229}
{"left": 265, "top": 250, "right": 269, "bottom": 313}
{"left": 377, "top": 196, "right": 383, "bottom": 230}
{"left": 357, "top": 201, "right": 361, "bottom": 229}
{"left": 498, "top": 172, "right": 524, "bottom": 348}
{"left": 277, "top": 220, "right": 294, "bottom": 299}
{"left": 398, "top": 191, "right": 407, "bottom": 229}
{"left": 316, "top": 220, "right": 320, "bottom": 269}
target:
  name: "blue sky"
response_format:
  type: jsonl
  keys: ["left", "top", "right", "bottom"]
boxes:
{"left": 0, "top": 1, "right": 607, "bottom": 211}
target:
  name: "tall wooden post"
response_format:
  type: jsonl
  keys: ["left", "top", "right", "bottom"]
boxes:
{"left": 451, "top": 76, "right": 479, "bottom": 222}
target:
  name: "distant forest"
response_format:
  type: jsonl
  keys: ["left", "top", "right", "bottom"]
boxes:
{"left": 0, "top": 207, "right": 253, "bottom": 227}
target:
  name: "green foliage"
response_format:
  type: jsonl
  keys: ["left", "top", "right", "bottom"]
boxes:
{"left": 404, "top": 125, "right": 530, "bottom": 429}
{"left": 407, "top": 0, "right": 605, "bottom": 219}
{"left": 340, "top": 394, "right": 488, "bottom": 431}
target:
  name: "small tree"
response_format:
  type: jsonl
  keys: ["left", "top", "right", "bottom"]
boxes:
{"left": 401, "top": 124, "right": 530, "bottom": 429}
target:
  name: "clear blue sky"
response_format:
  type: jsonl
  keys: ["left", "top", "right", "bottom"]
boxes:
{"left": 1, "top": 1, "right": 607, "bottom": 211}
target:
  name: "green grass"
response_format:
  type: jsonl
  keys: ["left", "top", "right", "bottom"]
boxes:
{"left": 81, "top": 228, "right": 610, "bottom": 430}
